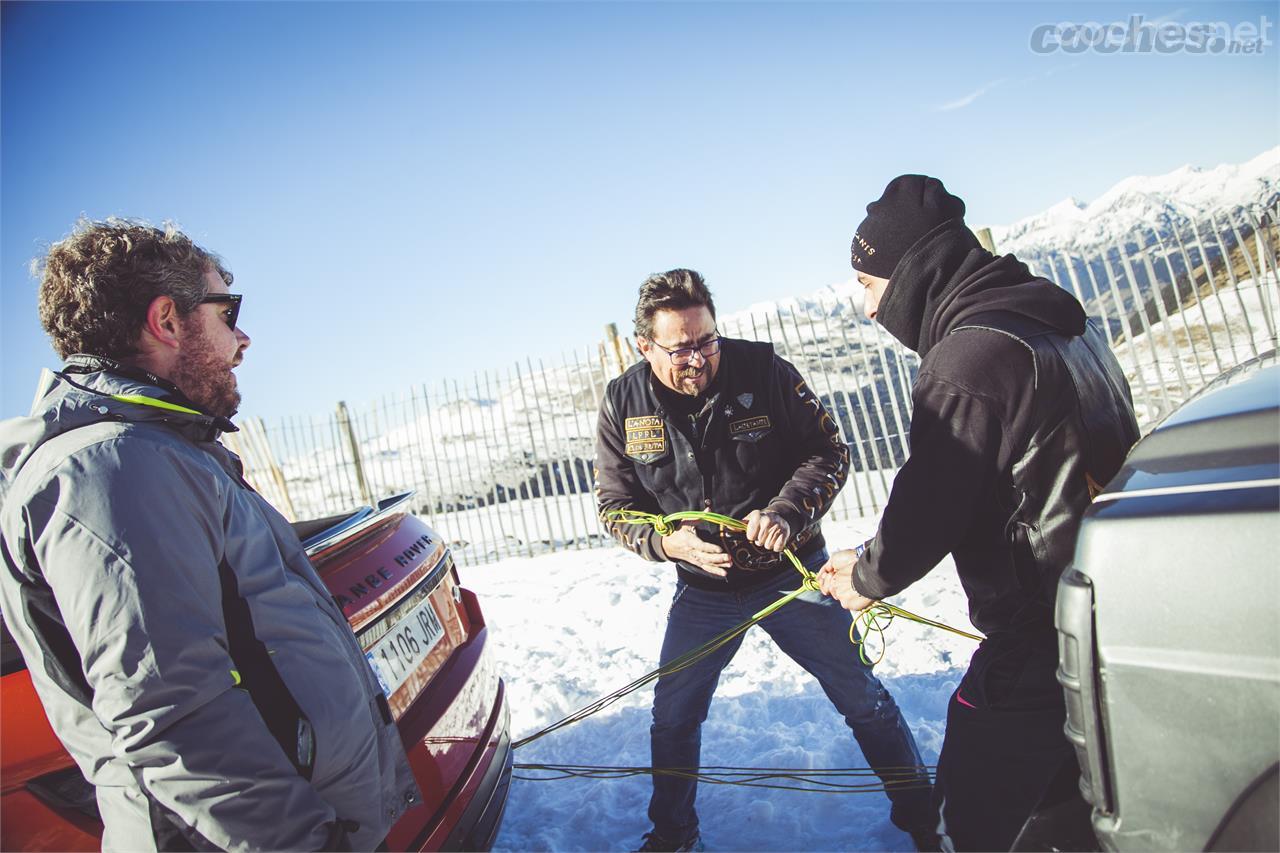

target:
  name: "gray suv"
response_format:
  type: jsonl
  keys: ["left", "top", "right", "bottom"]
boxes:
{"left": 1055, "top": 351, "right": 1279, "bottom": 851}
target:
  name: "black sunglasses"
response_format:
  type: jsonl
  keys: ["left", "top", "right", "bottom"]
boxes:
{"left": 199, "top": 293, "right": 242, "bottom": 330}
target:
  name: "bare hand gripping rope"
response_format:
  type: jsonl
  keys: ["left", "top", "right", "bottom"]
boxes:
{"left": 512, "top": 509, "right": 981, "bottom": 755}
{"left": 606, "top": 509, "right": 981, "bottom": 663}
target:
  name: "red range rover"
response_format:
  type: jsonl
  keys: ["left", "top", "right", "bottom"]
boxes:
{"left": 1, "top": 492, "right": 512, "bottom": 851}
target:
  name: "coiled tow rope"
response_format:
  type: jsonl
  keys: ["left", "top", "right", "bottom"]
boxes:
{"left": 606, "top": 509, "right": 981, "bottom": 664}
{"left": 512, "top": 509, "right": 980, "bottom": 753}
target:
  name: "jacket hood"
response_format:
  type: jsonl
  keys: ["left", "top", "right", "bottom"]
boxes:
{"left": 1, "top": 356, "right": 235, "bottom": 496}
{"left": 876, "top": 219, "right": 1087, "bottom": 357}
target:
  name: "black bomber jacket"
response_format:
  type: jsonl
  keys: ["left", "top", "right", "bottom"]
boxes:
{"left": 851, "top": 221, "right": 1140, "bottom": 636}
{"left": 594, "top": 338, "right": 851, "bottom": 590}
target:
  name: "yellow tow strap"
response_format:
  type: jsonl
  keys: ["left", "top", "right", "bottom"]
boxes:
{"left": 605, "top": 509, "right": 982, "bottom": 663}
{"left": 512, "top": 508, "right": 981, "bottom": 751}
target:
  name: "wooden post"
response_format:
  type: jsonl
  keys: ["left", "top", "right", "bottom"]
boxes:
{"left": 604, "top": 323, "right": 627, "bottom": 376}
{"left": 975, "top": 227, "right": 998, "bottom": 254}
{"left": 335, "top": 401, "right": 373, "bottom": 507}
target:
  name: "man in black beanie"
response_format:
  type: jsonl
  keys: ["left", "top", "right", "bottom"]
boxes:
{"left": 820, "top": 175, "right": 1140, "bottom": 851}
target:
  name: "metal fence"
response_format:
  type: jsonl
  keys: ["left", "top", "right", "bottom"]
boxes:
{"left": 227, "top": 202, "right": 1280, "bottom": 566}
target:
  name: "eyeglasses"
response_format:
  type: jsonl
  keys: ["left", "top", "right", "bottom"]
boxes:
{"left": 649, "top": 334, "right": 722, "bottom": 365}
{"left": 199, "top": 293, "right": 242, "bottom": 330}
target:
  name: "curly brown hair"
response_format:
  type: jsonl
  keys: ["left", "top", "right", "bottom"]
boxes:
{"left": 34, "top": 218, "right": 232, "bottom": 360}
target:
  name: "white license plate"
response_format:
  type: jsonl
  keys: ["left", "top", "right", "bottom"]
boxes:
{"left": 365, "top": 595, "right": 446, "bottom": 697}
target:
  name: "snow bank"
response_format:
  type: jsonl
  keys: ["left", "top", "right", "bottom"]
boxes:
{"left": 461, "top": 516, "right": 975, "bottom": 851}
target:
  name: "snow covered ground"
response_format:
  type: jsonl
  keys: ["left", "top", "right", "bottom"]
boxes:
{"left": 460, "top": 514, "right": 976, "bottom": 852}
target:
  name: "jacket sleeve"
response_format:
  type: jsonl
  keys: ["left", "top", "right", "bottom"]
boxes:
{"left": 853, "top": 372, "right": 1005, "bottom": 600}
{"left": 764, "top": 358, "right": 851, "bottom": 538}
{"left": 594, "top": 391, "right": 668, "bottom": 561}
{"left": 27, "top": 438, "right": 338, "bottom": 851}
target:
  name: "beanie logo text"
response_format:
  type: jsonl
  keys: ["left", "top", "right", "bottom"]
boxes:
{"left": 851, "top": 231, "right": 878, "bottom": 268}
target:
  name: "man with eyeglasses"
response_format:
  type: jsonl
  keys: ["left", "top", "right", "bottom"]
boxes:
{"left": 0, "top": 219, "right": 419, "bottom": 850}
{"left": 595, "top": 269, "right": 936, "bottom": 852}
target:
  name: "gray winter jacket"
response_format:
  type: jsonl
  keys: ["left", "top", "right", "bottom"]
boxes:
{"left": 0, "top": 357, "right": 420, "bottom": 851}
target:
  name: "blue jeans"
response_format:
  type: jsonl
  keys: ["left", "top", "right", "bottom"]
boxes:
{"left": 649, "top": 550, "right": 934, "bottom": 839}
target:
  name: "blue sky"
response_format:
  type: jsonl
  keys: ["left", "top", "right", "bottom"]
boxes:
{"left": 3, "top": 1, "right": 1276, "bottom": 422}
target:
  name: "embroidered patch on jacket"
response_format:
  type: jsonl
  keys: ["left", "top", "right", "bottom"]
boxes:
{"left": 737, "top": 392, "right": 754, "bottom": 409}
{"left": 729, "top": 415, "right": 772, "bottom": 441}
{"left": 624, "top": 415, "right": 667, "bottom": 461}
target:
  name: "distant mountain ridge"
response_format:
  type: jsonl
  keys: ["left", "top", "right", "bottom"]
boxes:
{"left": 984, "top": 146, "right": 1279, "bottom": 257}
{"left": 721, "top": 146, "right": 1278, "bottom": 329}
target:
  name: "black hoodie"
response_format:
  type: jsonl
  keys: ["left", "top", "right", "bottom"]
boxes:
{"left": 875, "top": 220, "right": 1086, "bottom": 357}
{"left": 853, "top": 220, "right": 1136, "bottom": 636}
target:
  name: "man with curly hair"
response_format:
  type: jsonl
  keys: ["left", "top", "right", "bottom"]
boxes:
{"left": 0, "top": 220, "right": 420, "bottom": 851}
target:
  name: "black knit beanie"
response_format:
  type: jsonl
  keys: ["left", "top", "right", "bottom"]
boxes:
{"left": 850, "top": 175, "right": 967, "bottom": 279}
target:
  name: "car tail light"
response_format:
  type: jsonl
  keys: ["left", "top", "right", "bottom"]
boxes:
{"left": 1056, "top": 568, "right": 1114, "bottom": 815}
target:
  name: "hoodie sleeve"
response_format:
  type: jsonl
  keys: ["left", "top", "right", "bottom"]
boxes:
{"left": 853, "top": 370, "right": 1007, "bottom": 600}
{"left": 594, "top": 391, "right": 668, "bottom": 561}
{"left": 763, "top": 357, "right": 851, "bottom": 539}
{"left": 25, "top": 438, "right": 338, "bottom": 851}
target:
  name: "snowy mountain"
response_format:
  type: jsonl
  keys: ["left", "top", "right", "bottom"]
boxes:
{"left": 985, "top": 146, "right": 1279, "bottom": 257}
{"left": 727, "top": 148, "right": 1278, "bottom": 334}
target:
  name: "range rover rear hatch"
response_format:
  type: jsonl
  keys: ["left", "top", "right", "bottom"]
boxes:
{"left": 301, "top": 492, "right": 472, "bottom": 720}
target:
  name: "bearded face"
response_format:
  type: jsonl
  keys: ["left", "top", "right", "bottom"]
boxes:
{"left": 641, "top": 305, "right": 721, "bottom": 397}
{"left": 672, "top": 362, "right": 712, "bottom": 395}
{"left": 172, "top": 311, "right": 243, "bottom": 419}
